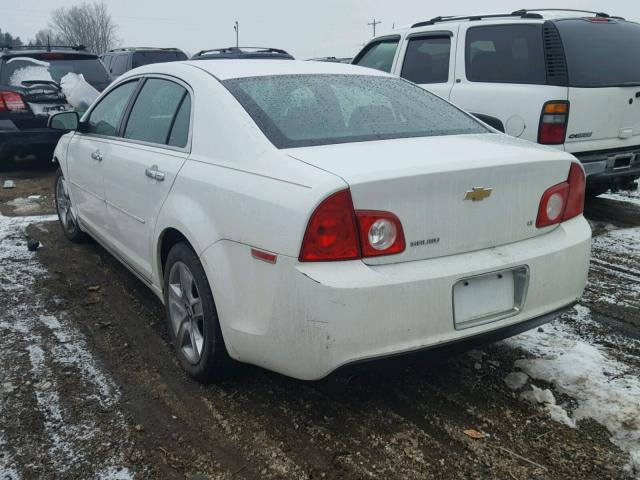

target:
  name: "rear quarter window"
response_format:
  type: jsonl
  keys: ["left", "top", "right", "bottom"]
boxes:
{"left": 465, "top": 24, "right": 546, "bottom": 85}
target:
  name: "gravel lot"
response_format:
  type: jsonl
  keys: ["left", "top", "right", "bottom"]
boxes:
{"left": 1, "top": 167, "right": 639, "bottom": 480}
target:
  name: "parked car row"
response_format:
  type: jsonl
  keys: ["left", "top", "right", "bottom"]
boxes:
{"left": 0, "top": 44, "right": 296, "bottom": 170}
{"left": 352, "top": 9, "right": 640, "bottom": 196}
{"left": 0, "top": 44, "right": 111, "bottom": 169}
{"left": 44, "top": 8, "right": 602, "bottom": 383}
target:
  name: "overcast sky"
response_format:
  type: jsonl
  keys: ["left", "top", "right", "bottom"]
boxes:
{"left": 3, "top": 0, "right": 640, "bottom": 58}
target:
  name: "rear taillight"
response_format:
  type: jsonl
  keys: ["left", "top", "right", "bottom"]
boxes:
{"left": 355, "top": 211, "right": 405, "bottom": 257}
{"left": 536, "top": 163, "right": 585, "bottom": 228}
{"left": 299, "top": 189, "right": 405, "bottom": 262}
{"left": 538, "top": 101, "right": 569, "bottom": 145}
{"left": 0, "top": 91, "right": 27, "bottom": 112}
{"left": 299, "top": 190, "right": 360, "bottom": 262}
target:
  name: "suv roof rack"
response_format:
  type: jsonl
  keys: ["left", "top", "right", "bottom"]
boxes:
{"left": 191, "top": 47, "right": 294, "bottom": 60}
{"left": 410, "top": 8, "right": 617, "bottom": 28}
{"left": 1, "top": 44, "right": 87, "bottom": 53}
{"left": 106, "top": 47, "right": 183, "bottom": 52}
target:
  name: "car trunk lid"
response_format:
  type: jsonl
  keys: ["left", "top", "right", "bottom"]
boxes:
{"left": 287, "top": 134, "right": 573, "bottom": 265}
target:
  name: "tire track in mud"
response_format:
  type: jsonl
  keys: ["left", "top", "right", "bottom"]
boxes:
{"left": 0, "top": 215, "right": 139, "bottom": 479}
{"left": 8, "top": 189, "right": 638, "bottom": 480}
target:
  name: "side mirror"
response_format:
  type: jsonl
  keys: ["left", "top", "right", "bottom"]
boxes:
{"left": 48, "top": 111, "right": 79, "bottom": 131}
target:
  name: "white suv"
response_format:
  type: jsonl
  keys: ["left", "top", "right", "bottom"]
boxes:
{"left": 353, "top": 9, "right": 640, "bottom": 196}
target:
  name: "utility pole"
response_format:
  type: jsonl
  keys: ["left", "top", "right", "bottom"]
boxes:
{"left": 367, "top": 18, "right": 381, "bottom": 37}
{"left": 234, "top": 21, "right": 239, "bottom": 48}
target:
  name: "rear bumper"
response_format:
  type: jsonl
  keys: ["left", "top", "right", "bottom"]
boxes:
{"left": 202, "top": 216, "right": 592, "bottom": 380}
{"left": 573, "top": 145, "right": 640, "bottom": 185}
{"left": 0, "top": 127, "right": 64, "bottom": 156}
{"left": 333, "top": 302, "right": 576, "bottom": 376}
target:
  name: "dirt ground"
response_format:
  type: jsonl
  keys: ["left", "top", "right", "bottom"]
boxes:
{"left": 1, "top": 167, "right": 639, "bottom": 480}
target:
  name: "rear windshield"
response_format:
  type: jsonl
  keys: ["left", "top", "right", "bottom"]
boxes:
{"left": 1, "top": 55, "right": 110, "bottom": 90}
{"left": 132, "top": 50, "right": 187, "bottom": 68}
{"left": 555, "top": 19, "right": 640, "bottom": 87}
{"left": 223, "top": 74, "right": 487, "bottom": 148}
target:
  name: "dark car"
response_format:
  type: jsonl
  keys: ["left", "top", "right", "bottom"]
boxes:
{"left": 307, "top": 56, "right": 352, "bottom": 63}
{"left": 100, "top": 48, "right": 188, "bottom": 79}
{"left": 0, "top": 45, "right": 110, "bottom": 170}
{"left": 191, "top": 47, "right": 294, "bottom": 60}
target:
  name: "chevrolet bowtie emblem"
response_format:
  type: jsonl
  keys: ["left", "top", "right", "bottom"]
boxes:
{"left": 464, "top": 187, "right": 493, "bottom": 202}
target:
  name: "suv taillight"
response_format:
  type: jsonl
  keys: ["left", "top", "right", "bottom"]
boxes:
{"left": 536, "top": 163, "right": 585, "bottom": 228}
{"left": 538, "top": 101, "right": 569, "bottom": 145}
{"left": 0, "top": 91, "right": 27, "bottom": 112}
{"left": 299, "top": 189, "right": 405, "bottom": 262}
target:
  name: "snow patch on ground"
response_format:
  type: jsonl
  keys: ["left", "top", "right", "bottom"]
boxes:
{"left": 506, "top": 305, "right": 640, "bottom": 477}
{"left": 4, "top": 197, "right": 44, "bottom": 215}
{"left": 0, "top": 213, "right": 135, "bottom": 478}
{"left": 601, "top": 189, "right": 640, "bottom": 207}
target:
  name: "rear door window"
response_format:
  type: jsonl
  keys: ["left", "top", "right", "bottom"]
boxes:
{"left": 555, "top": 19, "right": 640, "bottom": 87}
{"left": 87, "top": 80, "right": 138, "bottom": 136}
{"left": 353, "top": 38, "right": 399, "bottom": 73}
{"left": 401, "top": 36, "right": 451, "bottom": 84}
{"left": 110, "top": 55, "right": 128, "bottom": 75}
{"left": 124, "top": 78, "right": 189, "bottom": 146}
{"left": 101, "top": 55, "right": 112, "bottom": 70}
{"left": 465, "top": 25, "right": 546, "bottom": 84}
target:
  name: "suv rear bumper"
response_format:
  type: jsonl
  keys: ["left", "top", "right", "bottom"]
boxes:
{"left": 0, "top": 127, "right": 64, "bottom": 158}
{"left": 573, "top": 145, "right": 640, "bottom": 186}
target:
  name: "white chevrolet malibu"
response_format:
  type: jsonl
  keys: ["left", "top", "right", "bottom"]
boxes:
{"left": 48, "top": 60, "right": 591, "bottom": 381}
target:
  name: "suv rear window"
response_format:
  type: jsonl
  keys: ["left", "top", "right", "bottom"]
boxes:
{"left": 465, "top": 25, "right": 546, "bottom": 85}
{"left": 1, "top": 55, "right": 110, "bottom": 90}
{"left": 353, "top": 38, "right": 399, "bottom": 73}
{"left": 555, "top": 19, "right": 640, "bottom": 87}
{"left": 132, "top": 51, "right": 187, "bottom": 68}
{"left": 224, "top": 74, "right": 487, "bottom": 148}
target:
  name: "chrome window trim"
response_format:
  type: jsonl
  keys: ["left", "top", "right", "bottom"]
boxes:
{"left": 81, "top": 72, "right": 194, "bottom": 154}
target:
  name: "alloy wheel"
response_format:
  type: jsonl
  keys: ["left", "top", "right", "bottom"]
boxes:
{"left": 167, "top": 262, "right": 205, "bottom": 364}
{"left": 56, "top": 175, "right": 77, "bottom": 233}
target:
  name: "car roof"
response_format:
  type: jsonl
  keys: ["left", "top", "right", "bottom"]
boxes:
{"left": 0, "top": 45, "right": 96, "bottom": 58}
{"left": 143, "top": 59, "right": 392, "bottom": 81}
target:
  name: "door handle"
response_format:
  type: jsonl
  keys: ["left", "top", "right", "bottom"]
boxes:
{"left": 91, "top": 150, "right": 103, "bottom": 162}
{"left": 145, "top": 165, "right": 165, "bottom": 181}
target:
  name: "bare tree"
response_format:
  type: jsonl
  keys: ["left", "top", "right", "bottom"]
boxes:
{"left": 30, "top": 29, "right": 66, "bottom": 47}
{"left": 49, "top": 2, "right": 119, "bottom": 54}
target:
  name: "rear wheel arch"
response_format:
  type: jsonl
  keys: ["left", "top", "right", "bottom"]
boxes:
{"left": 158, "top": 227, "right": 193, "bottom": 278}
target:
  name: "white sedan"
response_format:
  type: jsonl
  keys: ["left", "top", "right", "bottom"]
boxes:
{"left": 48, "top": 60, "right": 591, "bottom": 381}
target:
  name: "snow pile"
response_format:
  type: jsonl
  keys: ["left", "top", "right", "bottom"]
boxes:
{"left": 506, "top": 305, "right": 640, "bottom": 476}
{"left": 7, "top": 58, "right": 54, "bottom": 87}
{"left": 520, "top": 384, "right": 576, "bottom": 428}
{"left": 60, "top": 72, "right": 99, "bottom": 110}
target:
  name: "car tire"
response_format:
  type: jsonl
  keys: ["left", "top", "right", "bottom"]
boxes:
{"left": 585, "top": 184, "right": 610, "bottom": 199}
{"left": 0, "top": 148, "right": 15, "bottom": 173}
{"left": 163, "top": 242, "right": 233, "bottom": 382}
{"left": 54, "top": 168, "right": 88, "bottom": 242}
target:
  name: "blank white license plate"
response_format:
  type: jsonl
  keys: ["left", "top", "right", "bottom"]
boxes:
{"left": 453, "top": 269, "right": 516, "bottom": 328}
